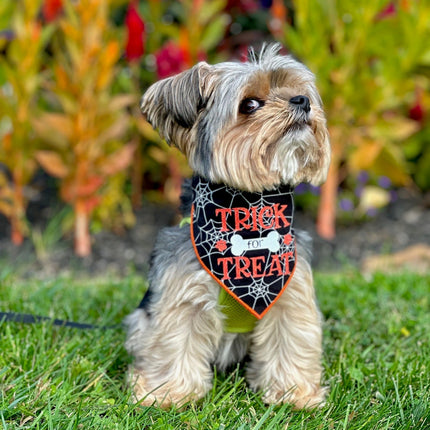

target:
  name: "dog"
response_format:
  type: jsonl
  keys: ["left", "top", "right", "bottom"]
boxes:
{"left": 125, "top": 44, "right": 330, "bottom": 409}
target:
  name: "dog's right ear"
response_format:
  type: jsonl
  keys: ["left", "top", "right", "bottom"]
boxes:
{"left": 140, "top": 62, "right": 211, "bottom": 145}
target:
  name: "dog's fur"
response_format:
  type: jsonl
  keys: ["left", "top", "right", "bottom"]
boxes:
{"left": 125, "top": 44, "right": 331, "bottom": 409}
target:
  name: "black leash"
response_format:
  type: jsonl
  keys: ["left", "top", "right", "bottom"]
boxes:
{"left": 0, "top": 311, "right": 120, "bottom": 330}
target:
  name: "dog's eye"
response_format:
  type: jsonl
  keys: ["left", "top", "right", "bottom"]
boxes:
{"left": 239, "top": 98, "right": 264, "bottom": 114}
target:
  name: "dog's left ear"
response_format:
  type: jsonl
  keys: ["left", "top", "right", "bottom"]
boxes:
{"left": 141, "top": 62, "right": 211, "bottom": 145}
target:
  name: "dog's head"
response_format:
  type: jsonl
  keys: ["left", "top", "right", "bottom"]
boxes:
{"left": 141, "top": 44, "right": 330, "bottom": 192}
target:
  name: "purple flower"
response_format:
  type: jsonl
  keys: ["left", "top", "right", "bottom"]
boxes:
{"left": 390, "top": 190, "right": 398, "bottom": 202}
{"left": 377, "top": 176, "right": 391, "bottom": 189}
{"left": 309, "top": 185, "right": 320, "bottom": 195}
{"left": 357, "top": 171, "right": 369, "bottom": 184}
{"left": 294, "top": 183, "right": 308, "bottom": 195}
{"left": 260, "top": 0, "right": 273, "bottom": 8}
{"left": 339, "top": 198, "right": 354, "bottom": 212}
{"left": 354, "top": 185, "right": 363, "bottom": 198}
{"left": 366, "top": 207, "right": 378, "bottom": 217}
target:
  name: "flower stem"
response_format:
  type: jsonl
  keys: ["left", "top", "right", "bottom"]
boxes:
{"left": 74, "top": 199, "right": 91, "bottom": 257}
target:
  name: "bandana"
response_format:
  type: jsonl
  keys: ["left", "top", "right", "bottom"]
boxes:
{"left": 190, "top": 176, "right": 296, "bottom": 320}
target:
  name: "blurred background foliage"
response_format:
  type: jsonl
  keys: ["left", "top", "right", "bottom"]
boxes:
{"left": 0, "top": 0, "right": 429, "bottom": 255}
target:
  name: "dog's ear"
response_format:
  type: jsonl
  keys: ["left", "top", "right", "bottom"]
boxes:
{"left": 140, "top": 62, "right": 211, "bottom": 145}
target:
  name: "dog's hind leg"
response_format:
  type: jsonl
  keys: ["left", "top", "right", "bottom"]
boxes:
{"left": 246, "top": 254, "right": 326, "bottom": 409}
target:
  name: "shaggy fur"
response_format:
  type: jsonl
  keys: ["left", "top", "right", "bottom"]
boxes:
{"left": 125, "top": 44, "right": 330, "bottom": 409}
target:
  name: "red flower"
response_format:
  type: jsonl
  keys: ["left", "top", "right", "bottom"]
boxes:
{"left": 42, "top": 0, "right": 63, "bottom": 22}
{"left": 155, "top": 41, "right": 188, "bottom": 79}
{"left": 125, "top": 1, "right": 145, "bottom": 62}
{"left": 409, "top": 102, "right": 424, "bottom": 122}
{"left": 409, "top": 88, "right": 425, "bottom": 122}
{"left": 225, "top": 0, "right": 259, "bottom": 13}
{"left": 375, "top": 2, "right": 396, "bottom": 20}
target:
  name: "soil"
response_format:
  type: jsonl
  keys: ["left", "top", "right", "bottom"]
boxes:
{"left": 0, "top": 187, "right": 429, "bottom": 279}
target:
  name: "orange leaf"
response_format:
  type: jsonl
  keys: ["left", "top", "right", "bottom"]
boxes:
{"left": 96, "top": 41, "right": 120, "bottom": 89}
{"left": 108, "top": 94, "right": 136, "bottom": 111}
{"left": 349, "top": 140, "right": 383, "bottom": 171}
{"left": 33, "top": 113, "right": 73, "bottom": 146}
{"left": 2, "top": 133, "right": 12, "bottom": 153}
{"left": 60, "top": 181, "right": 74, "bottom": 203}
{"left": 100, "top": 143, "right": 137, "bottom": 176}
{"left": 85, "top": 195, "right": 102, "bottom": 213}
{"left": 35, "top": 150, "right": 69, "bottom": 178}
{"left": 102, "top": 40, "right": 120, "bottom": 69}
{"left": 179, "top": 28, "right": 192, "bottom": 67}
{"left": 76, "top": 176, "right": 104, "bottom": 197}
{"left": 136, "top": 117, "right": 163, "bottom": 141}
{"left": 54, "top": 65, "right": 70, "bottom": 91}
{"left": 271, "top": 0, "right": 287, "bottom": 21}
{"left": 61, "top": 175, "right": 105, "bottom": 203}
{"left": 95, "top": 117, "right": 129, "bottom": 146}
{"left": 0, "top": 201, "right": 13, "bottom": 218}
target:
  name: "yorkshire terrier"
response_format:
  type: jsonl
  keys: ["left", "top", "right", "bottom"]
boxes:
{"left": 125, "top": 44, "right": 331, "bottom": 409}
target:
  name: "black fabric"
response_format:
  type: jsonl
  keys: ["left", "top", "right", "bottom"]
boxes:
{"left": 191, "top": 176, "right": 296, "bottom": 319}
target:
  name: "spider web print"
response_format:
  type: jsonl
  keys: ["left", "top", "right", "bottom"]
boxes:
{"left": 191, "top": 176, "right": 296, "bottom": 319}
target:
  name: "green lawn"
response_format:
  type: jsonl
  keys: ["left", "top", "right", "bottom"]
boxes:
{"left": 0, "top": 268, "right": 429, "bottom": 429}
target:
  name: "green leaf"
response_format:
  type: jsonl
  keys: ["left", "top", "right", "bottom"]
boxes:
{"left": 415, "top": 151, "right": 430, "bottom": 190}
{"left": 198, "top": 0, "right": 227, "bottom": 25}
{"left": 200, "top": 15, "right": 229, "bottom": 52}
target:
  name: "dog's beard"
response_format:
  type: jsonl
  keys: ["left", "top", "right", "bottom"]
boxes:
{"left": 272, "top": 126, "right": 318, "bottom": 185}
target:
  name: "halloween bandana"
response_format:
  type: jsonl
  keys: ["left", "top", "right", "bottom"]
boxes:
{"left": 190, "top": 176, "right": 296, "bottom": 319}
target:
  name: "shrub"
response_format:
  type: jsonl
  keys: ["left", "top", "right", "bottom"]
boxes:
{"left": 0, "top": 0, "right": 53, "bottom": 244}
{"left": 272, "top": 0, "right": 430, "bottom": 237}
{"left": 34, "top": 0, "right": 135, "bottom": 256}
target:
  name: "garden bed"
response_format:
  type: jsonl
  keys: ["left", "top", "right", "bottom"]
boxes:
{"left": 0, "top": 187, "right": 429, "bottom": 278}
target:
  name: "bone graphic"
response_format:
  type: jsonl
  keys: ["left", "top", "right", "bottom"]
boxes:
{"left": 230, "top": 231, "right": 280, "bottom": 256}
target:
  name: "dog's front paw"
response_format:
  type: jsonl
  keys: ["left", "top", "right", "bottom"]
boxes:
{"left": 128, "top": 368, "right": 163, "bottom": 407}
{"left": 127, "top": 367, "right": 209, "bottom": 409}
{"left": 262, "top": 384, "right": 327, "bottom": 410}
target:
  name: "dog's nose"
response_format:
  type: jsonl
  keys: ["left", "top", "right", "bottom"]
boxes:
{"left": 289, "top": 95, "right": 310, "bottom": 113}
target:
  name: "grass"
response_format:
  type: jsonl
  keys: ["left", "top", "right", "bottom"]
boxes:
{"left": 0, "top": 268, "right": 429, "bottom": 429}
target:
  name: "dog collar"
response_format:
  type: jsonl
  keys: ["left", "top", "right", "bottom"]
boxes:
{"left": 190, "top": 176, "right": 296, "bottom": 328}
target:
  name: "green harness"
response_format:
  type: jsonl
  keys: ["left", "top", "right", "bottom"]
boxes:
{"left": 218, "top": 288, "right": 258, "bottom": 333}
{"left": 181, "top": 217, "right": 257, "bottom": 333}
